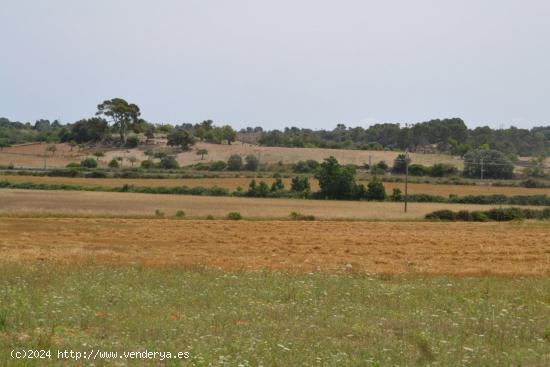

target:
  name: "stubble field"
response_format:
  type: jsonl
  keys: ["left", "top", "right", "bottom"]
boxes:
{"left": 1, "top": 218, "right": 549, "bottom": 275}
{"left": 0, "top": 189, "right": 537, "bottom": 220}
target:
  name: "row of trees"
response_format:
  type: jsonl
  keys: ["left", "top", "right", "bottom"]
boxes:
{"left": 0, "top": 98, "right": 237, "bottom": 149}
{"left": 257, "top": 119, "right": 549, "bottom": 156}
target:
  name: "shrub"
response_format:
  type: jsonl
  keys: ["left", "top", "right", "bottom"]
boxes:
{"left": 390, "top": 188, "right": 403, "bottom": 201}
{"left": 425, "top": 210, "right": 457, "bottom": 221}
{"left": 125, "top": 134, "right": 139, "bottom": 148}
{"left": 159, "top": 156, "right": 179, "bottom": 169}
{"left": 210, "top": 160, "right": 227, "bottom": 171}
{"left": 66, "top": 162, "right": 81, "bottom": 168}
{"left": 80, "top": 157, "right": 98, "bottom": 168}
{"left": 392, "top": 154, "right": 410, "bottom": 174}
{"left": 227, "top": 154, "right": 243, "bottom": 171}
{"left": 175, "top": 210, "right": 186, "bottom": 219}
{"left": 456, "top": 210, "right": 471, "bottom": 221}
{"left": 470, "top": 211, "right": 489, "bottom": 222}
{"left": 108, "top": 158, "right": 120, "bottom": 168}
{"left": 140, "top": 160, "right": 154, "bottom": 169}
{"left": 206, "top": 214, "right": 215, "bottom": 220}
{"left": 155, "top": 209, "right": 165, "bottom": 218}
{"left": 485, "top": 207, "right": 524, "bottom": 221}
{"left": 408, "top": 164, "right": 429, "bottom": 176}
{"left": 366, "top": 178, "right": 386, "bottom": 201}
{"left": 430, "top": 163, "right": 458, "bottom": 177}
{"left": 291, "top": 176, "right": 310, "bottom": 192}
{"left": 244, "top": 155, "right": 259, "bottom": 171}
{"left": 271, "top": 177, "right": 284, "bottom": 192}
{"left": 86, "top": 170, "right": 107, "bottom": 178}
{"left": 289, "top": 212, "right": 315, "bottom": 221}
{"left": 227, "top": 212, "right": 242, "bottom": 220}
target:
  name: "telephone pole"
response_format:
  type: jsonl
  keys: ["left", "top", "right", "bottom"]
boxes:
{"left": 480, "top": 156, "right": 484, "bottom": 180}
{"left": 404, "top": 151, "right": 409, "bottom": 213}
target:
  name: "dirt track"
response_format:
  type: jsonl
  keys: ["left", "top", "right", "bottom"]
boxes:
{"left": 1, "top": 218, "right": 549, "bottom": 275}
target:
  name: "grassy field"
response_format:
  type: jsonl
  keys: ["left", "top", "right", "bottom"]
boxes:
{"left": 0, "top": 263, "right": 549, "bottom": 366}
{"left": 0, "top": 189, "right": 540, "bottom": 220}
{"left": 1, "top": 174, "right": 549, "bottom": 196}
{"left": 1, "top": 218, "right": 549, "bottom": 275}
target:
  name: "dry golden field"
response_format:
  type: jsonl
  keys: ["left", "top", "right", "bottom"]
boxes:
{"left": 1, "top": 218, "right": 548, "bottom": 275}
{"left": 0, "top": 142, "right": 464, "bottom": 168}
{"left": 1, "top": 174, "right": 549, "bottom": 196}
{"left": 0, "top": 189, "right": 541, "bottom": 220}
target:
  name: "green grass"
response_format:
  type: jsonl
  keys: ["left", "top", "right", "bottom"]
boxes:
{"left": 0, "top": 263, "right": 549, "bottom": 366}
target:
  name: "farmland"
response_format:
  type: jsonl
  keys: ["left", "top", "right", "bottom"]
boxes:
{"left": 1, "top": 218, "right": 549, "bottom": 275}
{"left": 1, "top": 141, "right": 465, "bottom": 169}
{"left": 1, "top": 146, "right": 549, "bottom": 366}
{"left": 1, "top": 173, "right": 549, "bottom": 196}
{"left": 0, "top": 189, "right": 540, "bottom": 220}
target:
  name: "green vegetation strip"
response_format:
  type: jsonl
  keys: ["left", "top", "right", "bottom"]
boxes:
{"left": 0, "top": 263, "right": 548, "bottom": 366}
{"left": 1, "top": 180, "right": 550, "bottom": 206}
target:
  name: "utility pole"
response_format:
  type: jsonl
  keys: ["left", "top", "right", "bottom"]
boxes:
{"left": 404, "top": 151, "right": 409, "bottom": 213}
{"left": 480, "top": 156, "right": 484, "bottom": 180}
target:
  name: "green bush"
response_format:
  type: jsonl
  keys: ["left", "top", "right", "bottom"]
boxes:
{"left": 227, "top": 155, "right": 243, "bottom": 171}
{"left": 366, "top": 178, "right": 386, "bottom": 201}
{"left": 289, "top": 212, "right": 315, "bottom": 221}
{"left": 425, "top": 210, "right": 457, "bottom": 221}
{"left": 408, "top": 164, "right": 429, "bottom": 176}
{"left": 66, "top": 162, "right": 81, "bottom": 168}
{"left": 80, "top": 157, "right": 98, "bottom": 168}
{"left": 140, "top": 160, "right": 154, "bottom": 169}
{"left": 175, "top": 210, "right": 186, "bottom": 219}
{"left": 108, "top": 158, "right": 119, "bottom": 168}
{"left": 470, "top": 211, "right": 489, "bottom": 222}
{"left": 86, "top": 170, "right": 107, "bottom": 178}
{"left": 125, "top": 134, "right": 139, "bottom": 148}
{"left": 159, "top": 156, "right": 179, "bottom": 169}
{"left": 206, "top": 214, "right": 215, "bottom": 220}
{"left": 155, "top": 209, "right": 165, "bottom": 218}
{"left": 485, "top": 207, "right": 524, "bottom": 221}
{"left": 227, "top": 212, "right": 242, "bottom": 220}
{"left": 210, "top": 161, "right": 227, "bottom": 171}
{"left": 390, "top": 188, "right": 403, "bottom": 201}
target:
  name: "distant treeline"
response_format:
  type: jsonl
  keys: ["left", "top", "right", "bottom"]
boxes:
{"left": 2, "top": 115, "right": 549, "bottom": 157}
{"left": 256, "top": 118, "right": 550, "bottom": 156}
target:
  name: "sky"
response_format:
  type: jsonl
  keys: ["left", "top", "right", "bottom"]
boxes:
{"left": 1, "top": 0, "right": 549, "bottom": 130}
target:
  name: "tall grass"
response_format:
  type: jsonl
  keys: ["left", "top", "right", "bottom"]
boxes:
{"left": 0, "top": 263, "right": 548, "bottom": 366}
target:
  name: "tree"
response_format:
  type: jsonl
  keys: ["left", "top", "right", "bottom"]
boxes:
{"left": 244, "top": 155, "right": 259, "bottom": 171}
{"left": 291, "top": 176, "right": 310, "bottom": 192}
{"left": 220, "top": 125, "right": 237, "bottom": 144}
{"left": 127, "top": 156, "right": 138, "bottom": 167}
{"left": 96, "top": 98, "right": 141, "bottom": 144}
{"left": 159, "top": 156, "right": 179, "bottom": 169}
{"left": 196, "top": 149, "right": 208, "bottom": 160}
{"left": 463, "top": 149, "right": 514, "bottom": 179}
{"left": 524, "top": 154, "right": 548, "bottom": 178}
{"left": 71, "top": 117, "right": 109, "bottom": 144}
{"left": 366, "top": 178, "right": 386, "bottom": 201}
{"left": 271, "top": 176, "right": 284, "bottom": 192}
{"left": 81, "top": 157, "right": 98, "bottom": 168}
{"left": 227, "top": 154, "right": 243, "bottom": 171}
{"left": 0, "top": 139, "right": 10, "bottom": 150}
{"left": 108, "top": 158, "right": 119, "bottom": 168}
{"left": 167, "top": 130, "right": 195, "bottom": 151}
{"left": 314, "top": 156, "right": 357, "bottom": 199}
{"left": 392, "top": 154, "right": 410, "bottom": 174}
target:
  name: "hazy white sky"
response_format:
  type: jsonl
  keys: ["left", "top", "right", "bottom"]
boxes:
{"left": 1, "top": 0, "right": 549, "bottom": 129}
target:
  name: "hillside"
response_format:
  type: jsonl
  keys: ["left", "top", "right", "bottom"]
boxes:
{"left": 0, "top": 141, "right": 466, "bottom": 169}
